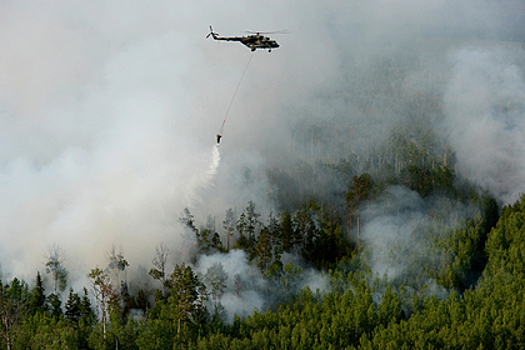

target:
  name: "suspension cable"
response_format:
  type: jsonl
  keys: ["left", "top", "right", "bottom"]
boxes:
{"left": 218, "top": 52, "right": 254, "bottom": 136}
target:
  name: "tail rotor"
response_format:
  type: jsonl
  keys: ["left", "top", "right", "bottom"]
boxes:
{"left": 206, "top": 25, "right": 218, "bottom": 39}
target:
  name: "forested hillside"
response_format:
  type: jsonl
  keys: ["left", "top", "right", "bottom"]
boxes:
{"left": 2, "top": 44, "right": 523, "bottom": 349}
{"left": 0, "top": 134, "right": 513, "bottom": 349}
{"left": 1, "top": 1, "right": 524, "bottom": 349}
{"left": 0, "top": 45, "right": 522, "bottom": 350}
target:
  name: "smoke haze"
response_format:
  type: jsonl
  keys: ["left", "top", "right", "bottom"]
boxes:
{"left": 443, "top": 47, "right": 525, "bottom": 204}
{"left": 0, "top": 0, "right": 524, "bottom": 291}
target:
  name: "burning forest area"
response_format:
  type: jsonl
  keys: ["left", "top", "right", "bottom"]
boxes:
{"left": 0, "top": 0, "right": 524, "bottom": 348}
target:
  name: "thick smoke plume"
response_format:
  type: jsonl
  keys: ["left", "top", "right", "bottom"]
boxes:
{"left": 194, "top": 250, "right": 330, "bottom": 324}
{"left": 360, "top": 186, "right": 478, "bottom": 289}
{"left": 0, "top": 0, "right": 523, "bottom": 303}
{"left": 443, "top": 47, "right": 525, "bottom": 204}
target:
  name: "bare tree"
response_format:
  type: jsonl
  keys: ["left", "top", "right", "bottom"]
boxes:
{"left": 105, "top": 245, "right": 129, "bottom": 285}
{"left": 149, "top": 243, "right": 171, "bottom": 298}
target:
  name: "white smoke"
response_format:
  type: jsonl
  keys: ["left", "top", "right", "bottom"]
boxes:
{"left": 0, "top": 2, "right": 233, "bottom": 281}
{"left": 443, "top": 46, "right": 525, "bottom": 205}
{"left": 194, "top": 250, "right": 266, "bottom": 324}
{"left": 194, "top": 250, "right": 330, "bottom": 323}
{"left": 0, "top": 0, "right": 522, "bottom": 289}
{"left": 361, "top": 186, "right": 479, "bottom": 285}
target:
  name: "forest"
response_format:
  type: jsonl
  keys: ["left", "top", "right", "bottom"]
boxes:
{"left": 2, "top": 108, "right": 523, "bottom": 349}
{"left": 2, "top": 0, "right": 525, "bottom": 348}
{"left": 1, "top": 13, "right": 524, "bottom": 349}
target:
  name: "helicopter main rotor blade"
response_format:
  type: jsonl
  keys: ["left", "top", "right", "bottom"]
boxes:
{"left": 246, "top": 29, "right": 290, "bottom": 35}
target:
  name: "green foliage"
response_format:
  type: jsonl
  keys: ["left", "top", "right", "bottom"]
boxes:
{"left": 46, "top": 293, "right": 62, "bottom": 318}
{"left": 236, "top": 201, "right": 261, "bottom": 251}
{"left": 223, "top": 208, "right": 237, "bottom": 251}
{"left": 65, "top": 288, "right": 81, "bottom": 324}
{"left": 2, "top": 194, "right": 522, "bottom": 349}
{"left": 485, "top": 194, "right": 525, "bottom": 277}
{"left": 29, "top": 272, "right": 45, "bottom": 315}
{"left": 17, "top": 313, "right": 83, "bottom": 350}
{"left": 44, "top": 247, "right": 68, "bottom": 295}
{"left": 87, "top": 267, "right": 114, "bottom": 338}
{"left": 170, "top": 263, "right": 208, "bottom": 346}
{"left": 0, "top": 278, "right": 30, "bottom": 349}
{"left": 0, "top": 140, "right": 518, "bottom": 349}
{"left": 138, "top": 263, "right": 210, "bottom": 349}
{"left": 2, "top": 43, "right": 523, "bottom": 349}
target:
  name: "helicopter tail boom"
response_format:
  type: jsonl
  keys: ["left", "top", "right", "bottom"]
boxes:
{"left": 206, "top": 25, "right": 248, "bottom": 42}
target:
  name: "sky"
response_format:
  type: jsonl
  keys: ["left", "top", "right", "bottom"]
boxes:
{"left": 0, "top": 0, "right": 524, "bottom": 287}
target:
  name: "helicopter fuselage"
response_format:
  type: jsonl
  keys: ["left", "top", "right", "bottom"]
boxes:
{"left": 210, "top": 32, "right": 279, "bottom": 51}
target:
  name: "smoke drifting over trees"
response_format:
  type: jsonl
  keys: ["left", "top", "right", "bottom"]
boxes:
{"left": 0, "top": 0, "right": 524, "bottom": 347}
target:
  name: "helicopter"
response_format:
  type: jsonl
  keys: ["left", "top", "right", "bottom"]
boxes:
{"left": 206, "top": 25, "right": 285, "bottom": 52}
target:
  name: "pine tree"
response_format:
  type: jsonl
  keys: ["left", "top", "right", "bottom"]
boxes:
{"left": 237, "top": 201, "right": 261, "bottom": 250}
{"left": 223, "top": 208, "right": 236, "bottom": 251}
{"left": 30, "top": 271, "right": 46, "bottom": 314}
{"left": 180, "top": 208, "right": 197, "bottom": 233}
{"left": 211, "top": 232, "right": 225, "bottom": 253}
{"left": 170, "top": 263, "right": 208, "bottom": 345}
{"left": 278, "top": 211, "right": 297, "bottom": 253}
{"left": 80, "top": 287, "right": 94, "bottom": 322}
{"left": 294, "top": 209, "right": 319, "bottom": 262}
{"left": 64, "top": 288, "right": 81, "bottom": 323}
{"left": 46, "top": 293, "right": 62, "bottom": 318}
{"left": 0, "top": 278, "right": 30, "bottom": 350}
{"left": 254, "top": 227, "right": 272, "bottom": 271}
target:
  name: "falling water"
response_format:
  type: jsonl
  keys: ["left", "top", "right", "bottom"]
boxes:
{"left": 183, "top": 144, "right": 221, "bottom": 208}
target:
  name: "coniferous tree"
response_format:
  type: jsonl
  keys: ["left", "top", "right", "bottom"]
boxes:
{"left": 46, "top": 293, "right": 62, "bottom": 318}
{"left": 233, "top": 274, "right": 244, "bottom": 297}
{"left": 211, "top": 232, "right": 225, "bottom": 253}
{"left": 105, "top": 245, "right": 129, "bottom": 288}
{"left": 277, "top": 211, "right": 297, "bottom": 253}
{"left": 29, "top": 272, "right": 45, "bottom": 315}
{"left": 196, "top": 228, "right": 212, "bottom": 254}
{"left": 80, "top": 287, "right": 94, "bottom": 321}
{"left": 0, "top": 278, "right": 30, "bottom": 350}
{"left": 294, "top": 209, "right": 319, "bottom": 263}
{"left": 236, "top": 201, "right": 261, "bottom": 250}
{"left": 254, "top": 227, "right": 273, "bottom": 271}
{"left": 170, "top": 263, "right": 208, "bottom": 345}
{"left": 180, "top": 208, "right": 196, "bottom": 229}
{"left": 129, "top": 288, "right": 150, "bottom": 315}
{"left": 223, "top": 208, "right": 236, "bottom": 251}
{"left": 64, "top": 288, "right": 81, "bottom": 324}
